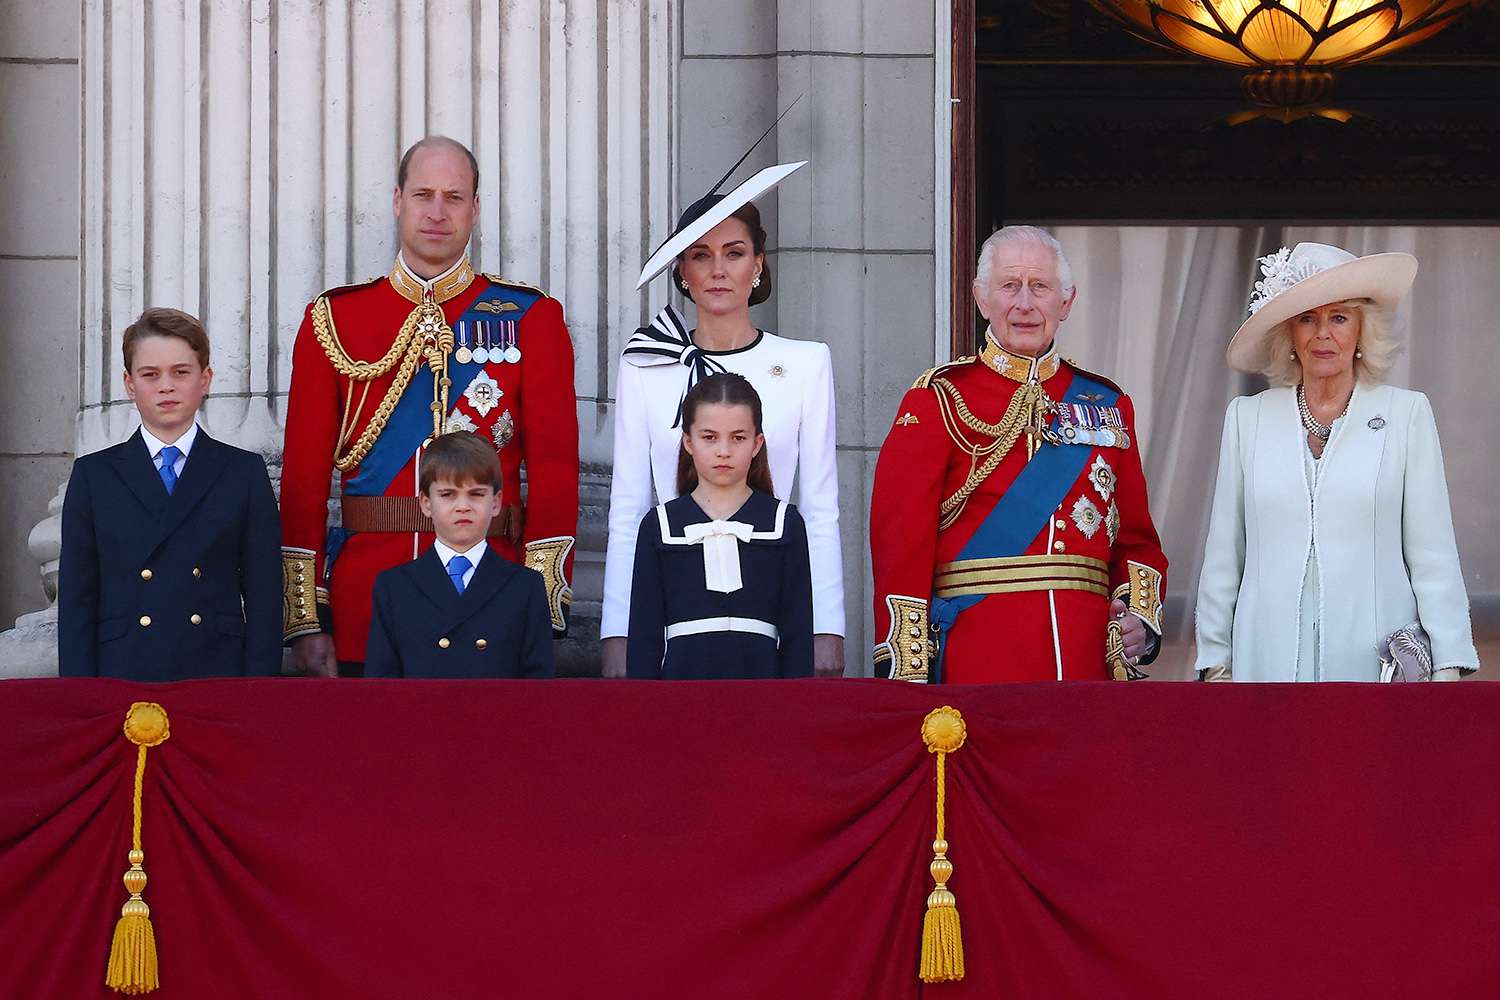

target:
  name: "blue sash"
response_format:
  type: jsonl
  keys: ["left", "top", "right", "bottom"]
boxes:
{"left": 929, "top": 370, "right": 1118, "bottom": 681}
{"left": 344, "top": 283, "right": 539, "bottom": 497}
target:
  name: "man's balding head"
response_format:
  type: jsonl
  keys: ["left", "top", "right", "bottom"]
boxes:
{"left": 398, "top": 136, "right": 480, "bottom": 198}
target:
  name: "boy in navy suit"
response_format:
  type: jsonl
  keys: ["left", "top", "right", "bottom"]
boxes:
{"left": 59, "top": 308, "right": 282, "bottom": 679}
{"left": 364, "top": 432, "right": 554, "bottom": 678}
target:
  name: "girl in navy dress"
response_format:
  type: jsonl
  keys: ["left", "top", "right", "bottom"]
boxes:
{"left": 626, "top": 373, "right": 814, "bottom": 679}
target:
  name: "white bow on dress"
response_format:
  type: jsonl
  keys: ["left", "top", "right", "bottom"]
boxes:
{"left": 681, "top": 520, "right": 755, "bottom": 593}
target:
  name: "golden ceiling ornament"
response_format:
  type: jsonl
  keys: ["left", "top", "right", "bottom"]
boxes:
{"left": 1087, "top": 1, "right": 1478, "bottom": 113}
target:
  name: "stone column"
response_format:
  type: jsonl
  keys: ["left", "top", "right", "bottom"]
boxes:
{"left": 6, "top": 0, "right": 676, "bottom": 675}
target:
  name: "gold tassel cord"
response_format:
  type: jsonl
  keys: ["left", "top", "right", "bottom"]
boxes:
{"left": 919, "top": 706, "right": 967, "bottom": 984}
{"left": 106, "top": 702, "right": 170, "bottom": 996}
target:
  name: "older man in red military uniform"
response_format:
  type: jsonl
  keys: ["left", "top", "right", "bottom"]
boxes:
{"left": 281, "top": 136, "right": 578, "bottom": 676}
{"left": 870, "top": 226, "right": 1166, "bottom": 683}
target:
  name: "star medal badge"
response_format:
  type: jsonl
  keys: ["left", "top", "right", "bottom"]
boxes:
{"left": 445, "top": 409, "right": 478, "bottom": 434}
{"left": 492, "top": 409, "right": 515, "bottom": 450}
{"left": 454, "top": 322, "right": 473, "bottom": 365}
{"left": 471, "top": 320, "right": 491, "bottom": 364}
{"left": 464, "top": 370, "right": 503, "bottom": 416}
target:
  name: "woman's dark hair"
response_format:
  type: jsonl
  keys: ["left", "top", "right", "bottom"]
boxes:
{"left": 671, "top": 201, "right": 773, "bottom": 307}
{"left": 676, "top": 373, "right": 774, "bottom": 496}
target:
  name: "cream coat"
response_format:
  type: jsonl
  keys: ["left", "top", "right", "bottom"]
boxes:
{"left": 1195, "top": 384, "right": 1478, "bottom": 682}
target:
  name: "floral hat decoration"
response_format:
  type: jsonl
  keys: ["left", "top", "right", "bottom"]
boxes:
{"left": 1226, "top": 242, "right": 1417, "bottom": 374}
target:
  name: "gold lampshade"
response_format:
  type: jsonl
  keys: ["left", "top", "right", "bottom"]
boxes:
{"left": 1089, "top": 1, "right": 1477, "bottom": 105}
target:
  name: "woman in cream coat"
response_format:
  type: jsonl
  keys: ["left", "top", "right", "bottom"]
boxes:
{"left": 1195, "top": 242, "right": 1478, "bottom": 682}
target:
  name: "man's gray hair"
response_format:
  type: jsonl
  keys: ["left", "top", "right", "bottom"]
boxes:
{"left": 974, "top": 225, "right": 1075, "bottom": 298}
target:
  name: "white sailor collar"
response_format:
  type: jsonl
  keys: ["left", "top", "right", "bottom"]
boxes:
{"left": 655, "top": 491, "right": 789, "bottom": 545}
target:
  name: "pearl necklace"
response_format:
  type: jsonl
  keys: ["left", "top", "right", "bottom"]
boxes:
{"left": 1296, "top": 383, "right": 1349, "bottom": 442}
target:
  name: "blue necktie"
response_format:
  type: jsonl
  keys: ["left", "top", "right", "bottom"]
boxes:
{"left": 158, "top": 445, "right": 182, "bottom": 495}
{"left": 447, "top": 555, "right": 471, "bottom": 595}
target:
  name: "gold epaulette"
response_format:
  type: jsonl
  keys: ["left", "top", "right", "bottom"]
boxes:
{"left": 911, "top": 356, "right": 975, "bottom": 390}
{"left": 483, "top": 273, "right": 548, "bottom": 298}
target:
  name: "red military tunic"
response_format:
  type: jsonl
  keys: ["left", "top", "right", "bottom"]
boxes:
{"left": 870, "top": 334, "right": 1166, "bottom": 682}
{"left": 280, "top": 254, "right": 579, "bottom": 663}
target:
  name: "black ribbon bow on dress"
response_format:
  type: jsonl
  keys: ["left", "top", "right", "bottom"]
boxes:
{"left": 621, "top": 304, "right": 728, "bottom": 428}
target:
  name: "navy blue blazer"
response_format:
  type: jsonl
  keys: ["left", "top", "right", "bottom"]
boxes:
{"left": 364, "top": 548, "right": 555, "bottom": 679}
{"left": 58, "top": 428, "right": 283, "bottom": 680}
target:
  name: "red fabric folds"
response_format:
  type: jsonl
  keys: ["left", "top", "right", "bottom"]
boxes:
{"left": 1, "top": 678, "right": 1497, "bottom": 998}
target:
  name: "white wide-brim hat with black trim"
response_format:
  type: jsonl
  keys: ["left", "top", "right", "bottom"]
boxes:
{"left": 635, "top": 161, "right": 807, "bottom": 289}
{"left": 1226, "top": 242, "right": 1417, "bottom": 374}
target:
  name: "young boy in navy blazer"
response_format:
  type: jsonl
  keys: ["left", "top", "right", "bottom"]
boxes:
{"left": 365, "top": 432, "right": 554, "bottom": 678}
{"left": 59, "top": 308, "right": 282, "bottom": 679}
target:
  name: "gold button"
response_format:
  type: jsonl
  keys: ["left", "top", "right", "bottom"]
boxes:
{"left": 438, "top": 637, "right": 451, "bottom": 649}
{"left": 140, "top": 569, "right": 153, "bottom": 581}
{"left": 1054, "top": 519, "right": 1065, "bottom": 530}
{"left": 913, "top": 658, "right": 925, "bottom": 669}
{"left": 1053, "top": 541, "right": 1065, "bottom": 552}
{"left": 908, "top": 626, "right": 921, "bottom": 637}
{"left": 1138, "top": 568, "right": 1149, "bottom": 578}
{"left": 190, "top": 614, "right": 202, "bottom": 625}
{"left": 910, "top": 642, "right": 923, "bottom": 654}
{"left": 906, "top": 611, "right": 919, "bottom": 623}
{"left": 193, "top": 567, "right": 202, "bottom": 578}
{"left": 475, "top": 638, "right": 488, "bottom": 650}
{"left": 139, "top": 615, "right": 151, "bottom": 627}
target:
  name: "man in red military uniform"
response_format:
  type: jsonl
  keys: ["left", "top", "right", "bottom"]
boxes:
{"left": 281, "top": 136, "right": 578, "bottom": 676}
{"left": 870, "top": 226, "right": 1166, "bottom": 683}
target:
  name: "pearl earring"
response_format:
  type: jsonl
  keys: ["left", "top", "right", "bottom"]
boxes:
{"left": 1354, "top": 347, "right": 1363, "bottom": 359}
{"left": 751, "top": 276, "right": 761, "bottom": 289}
{"left": 679, "top": 279, "right": 689, "bottom": 291}
{"left": 1290, "top": 349, "right": 1297, "bottom": 360}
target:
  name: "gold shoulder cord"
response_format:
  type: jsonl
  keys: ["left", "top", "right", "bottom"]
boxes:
{"left": 312, "top": 296, "right": 453, "bottom": 472}
{"left": 932, "top": 378, "right": 1050, "bottom": 530}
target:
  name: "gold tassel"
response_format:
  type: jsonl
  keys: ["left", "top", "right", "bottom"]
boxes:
{"left": 919, "top": 705, "right": 967, "bottom": 983}
{"left": 106, "top": 702, "right": 170, "bottom": 995}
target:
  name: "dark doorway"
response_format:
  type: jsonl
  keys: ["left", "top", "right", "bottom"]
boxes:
{"left": 951, "top": 0, "right": 1500, "bottom": 356}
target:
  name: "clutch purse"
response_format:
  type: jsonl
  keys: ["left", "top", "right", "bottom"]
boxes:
{"left": 1378, "top": 622, "right": 1434, "bottom": 683}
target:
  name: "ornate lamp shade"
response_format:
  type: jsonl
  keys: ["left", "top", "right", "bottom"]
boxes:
{"left": 1088, "top": 2, "right": 1477, "bottom": 106}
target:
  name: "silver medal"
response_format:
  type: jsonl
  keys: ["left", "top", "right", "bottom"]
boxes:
{"left": 504, "top": 345, "right": 521, "bottom": 364}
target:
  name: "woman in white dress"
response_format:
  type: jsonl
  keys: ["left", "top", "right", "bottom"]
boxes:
{"left": 1195, "top": 242, "right": 1478, "bottom": 682}
{"left": 600, "top": 163, "right": 845, "bottom": 677}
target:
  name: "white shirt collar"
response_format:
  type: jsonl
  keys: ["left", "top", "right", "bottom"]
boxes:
{"left": 397, "top": 251, "right": 469, "bottom": 296}
{"left": 433, "top": 537, "right": 488, "bottom": 569}
{"left": 140, "top": 422, "right": 200, "bottom": 460}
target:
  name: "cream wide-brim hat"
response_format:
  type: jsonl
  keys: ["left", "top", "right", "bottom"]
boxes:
{"left": 1226, "top": 242, "right": 1417, "bottom": 374}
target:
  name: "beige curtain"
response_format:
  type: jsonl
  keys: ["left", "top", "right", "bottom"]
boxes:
{"left": 1049, "top": 225, "right": 1500, "bottom": 679}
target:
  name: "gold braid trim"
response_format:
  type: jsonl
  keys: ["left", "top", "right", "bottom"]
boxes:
{"left": 524, "top": 536, "right": 575, "bottom": 632}
{"left": 875, "top": 595, "right": 932, "bottom": 682}
{"left": 312, "top": 296, "right": 413, "bottom": 379}
{"left": 282, "top": 547, "right": 322, "bottom": 640}
{"left": 932, "top": 378, "right": 1050, "bottom": 530}
{"left": 312, "top": 296, "right": 452, "bottom": 472}
{"left": 1126, "top": 561, "right": 1165, "bottom": 634}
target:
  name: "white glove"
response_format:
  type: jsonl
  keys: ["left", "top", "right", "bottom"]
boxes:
{"left": 1429, "top": 667, "right": 1462, "bottom": 682}
{"left": 1200, "top": 664, "right": 1232, "bottom": 683}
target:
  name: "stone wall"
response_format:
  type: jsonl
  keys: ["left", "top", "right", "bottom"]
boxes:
{"left": 0, "top": 1, "right": 80, "bottom": 638}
